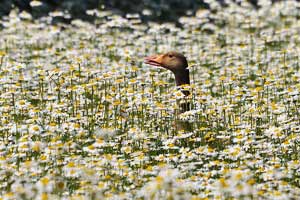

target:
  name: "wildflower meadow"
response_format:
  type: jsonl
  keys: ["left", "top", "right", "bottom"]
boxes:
{"left": 1, "top": 0, "right": 300, "bottom": 199}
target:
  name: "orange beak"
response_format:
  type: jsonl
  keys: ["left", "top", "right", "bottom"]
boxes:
{"left": 144, "top": 54, "right": 164, "bottom": 67}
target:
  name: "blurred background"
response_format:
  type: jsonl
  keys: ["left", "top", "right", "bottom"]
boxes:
{"left": 0, "top": 0, "right": 286, "bottom": 24}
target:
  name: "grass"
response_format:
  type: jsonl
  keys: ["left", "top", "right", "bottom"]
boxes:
{"left": 1, "top": 1, "right": 300, "bottom": 199}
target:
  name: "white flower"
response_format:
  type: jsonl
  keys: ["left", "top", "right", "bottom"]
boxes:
{"left": 86, "top": 9, "right": 99, "bottom": 16}
{"left": 16, "top": 100, "right": 30, "bottom": 109}
{"left": 265, "top": 126, "right": 284, "bottom": 139}
{"left": 30, "top": 1, "right": 42, "bottom": 7}
{"left": 29, "top": 125, "right": 42, "bottom": 135}
{"left": 19, "top": 11, "right": 32, "bottom": 20}
{"left": 36, "top": 176, "right": 53, "bottom": 193}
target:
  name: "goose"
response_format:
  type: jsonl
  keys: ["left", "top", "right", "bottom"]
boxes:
{"left": 145, "top": 51, "right": 190, "bottom": 96}
{"left": 145, "top": 51, "right": 192, "bottom": 132}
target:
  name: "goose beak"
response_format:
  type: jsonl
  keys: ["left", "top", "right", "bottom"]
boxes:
{"left": 144, "top": 54, "right": 164, "bottom": 67}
